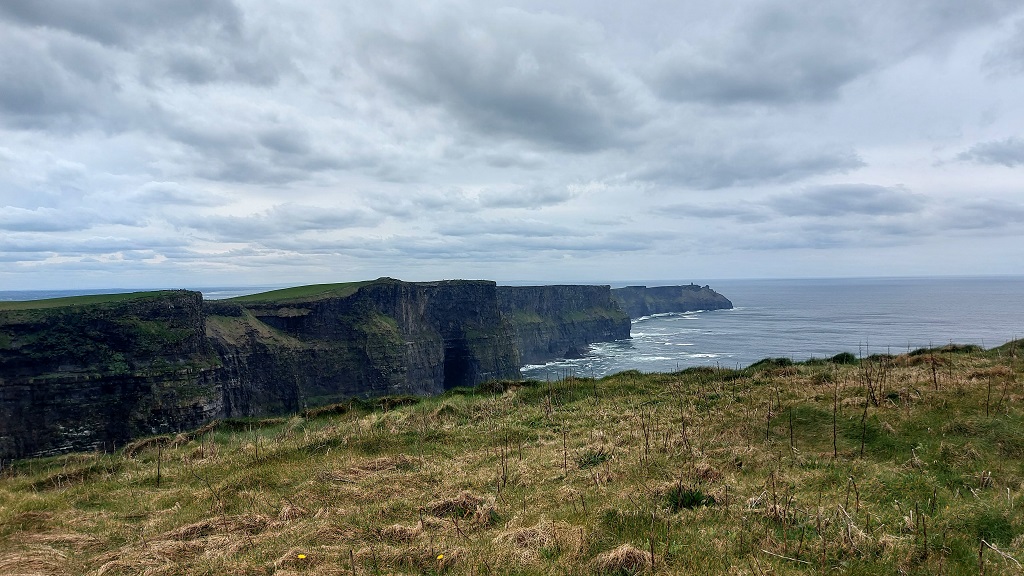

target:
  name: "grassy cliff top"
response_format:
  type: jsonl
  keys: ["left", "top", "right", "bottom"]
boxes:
{"left": 227, "top": 281, "right": 375, "bottom": 304}
{"left": 0, "top": 290, "right": 184, "bottom": 312}
{"left": 2, "top": 341, "right": 1022, "bottom": 574}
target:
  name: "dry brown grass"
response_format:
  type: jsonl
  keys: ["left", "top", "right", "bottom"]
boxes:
{"left": 2, "top": 347, "right": 1023, "bottom": 574}
{"left": 0, "top": 544, "right": 68, "bottom": 576}
{"left": 593, "top": 543, "right": 650, "bottom": 573}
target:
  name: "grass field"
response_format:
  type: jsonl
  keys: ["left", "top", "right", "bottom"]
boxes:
{"left": 0, "top": 291, "right": 178, "bottom": 312}
{"left": 227, "top": 282, "right": 374, "bottom": 304}
{"left": 1, "top": 342, "right": 1022, "bottom": 575}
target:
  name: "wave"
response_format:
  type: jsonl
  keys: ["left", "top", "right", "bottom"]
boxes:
{"left": 632, "top": 310, "right": 721, "bottom": 323}
{"left": 631, "top": 312, "right": 678, "bottom": 323}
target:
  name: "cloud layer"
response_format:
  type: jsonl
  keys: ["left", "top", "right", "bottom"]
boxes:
{"left": 2, "top": 1, "right": 1023, "bottom": 288}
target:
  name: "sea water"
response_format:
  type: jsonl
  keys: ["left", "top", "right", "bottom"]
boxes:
{"left": 522, "top": 276, "right": 1024, "bottom": 380}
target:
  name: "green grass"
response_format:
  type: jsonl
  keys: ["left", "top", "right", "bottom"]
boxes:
{"left": 0, "top": 291, "right": 178, "bottom": 311}
{"left": 227, "top": 280, "right": 374, "bottom": 303}
{"left": 1, "top": 345, "right": 1023, "bottom": 574}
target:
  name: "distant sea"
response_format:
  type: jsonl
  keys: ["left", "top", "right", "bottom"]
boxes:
{"left": 3, "top": 277, "right": 1022, "bottom": 380}
{"left": 523, "top": 276, "right": 1024, "bottom": 380}
{"left": 0, "top": 287, "right": 271, "bottom": 302}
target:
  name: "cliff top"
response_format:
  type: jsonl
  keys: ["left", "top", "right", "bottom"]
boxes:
{"left": 227, "top": 278, "right": 501, "bottom": 305}
{"left": 227, "top": 280, "right": 375, "bottom": 304}
{"left": 0, "top": 290, "right": 186, "bottom": 312}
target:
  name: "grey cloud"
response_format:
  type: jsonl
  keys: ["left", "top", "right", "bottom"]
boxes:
{"left": 367, "top": 191, "right": 480, "bottom": 219}
{"left": 0, "top": 0, "right": 243, "bottom": 47}
{"left": 478, "top": 185, "right": 575, "bottom": 209}
{"left": 0, "top": 234, "right": 185, "bottom": 255}
{"left": 380, "top": 231, "right": 654, "bottom": 259}
{"left": 259, "top": 129, "right": 312, "bottom": 156}
{"left": 985, "top": 18, "right": 1024, "bottom": 75}
{"left": 733, "top": 219, "right": 928, "bottom": 251}
{"left": 939, "top": 199, "right": 1024, "bottom": 231}
{"left": 174, "top": 204, "right": 379, "bottom": 242}
{"left": 191, "top": 145, "right": 345, "bottom": 186}
{"left": 435, "top": 218, "right": 580, "bottom": 239}
{"left": 161, "top": 120, "right": 347, "bottom": 184}
{"left": 658, "top": 203, "right": 771, "bottom": 223}
{"left": 357, "top": 6, "right": 647, "bottom": 152}
{"left": 650, "top": 4, "right": 872, "bottom": 105}
{"left": 0, "top": 27, "right": 112, "bottom": 128}
{"left": 154, "top": 43, "right": 290, "bottom": 87}
{"left": 770, "top": 184, "right": 925, "bottom": 217}
{"left": 634, "top": 144, "right": 863, "bottom": 189}
{"left": 128, "top": 182, "right": 229, "bottom": 207}
{"left": 648, "top": 0, "right": 1021, "bottom": 107}
{"left": 956, "top": 138, "right": 1024, "bottom": 167}
{"left": 0, "top": 0, "right": 292, "bottom": 135}
{"left": 265, "top": 225, "right": 659, "bottom": 260}
{"left": 0, "top": 206, "right": 94, "bottom": 232}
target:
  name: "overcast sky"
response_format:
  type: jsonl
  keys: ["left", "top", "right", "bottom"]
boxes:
{"left": 2, "top": 1, "right": 1023, "bottom": 290}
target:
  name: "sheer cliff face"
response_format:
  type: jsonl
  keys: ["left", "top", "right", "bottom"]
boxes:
{"left": 611, "top": 285, "right": 733, "bottom": 318}
{"left": 496, "top": 285, "right": 631, "bottom": 365}
{"left": 0, "top": 292, "right": 223, "bottom": 458}
{"left": 209, "top": 279, "right": 521, "bottom": 418}
{"left": 0, "top": 281, "right": 521, "bottom": 459}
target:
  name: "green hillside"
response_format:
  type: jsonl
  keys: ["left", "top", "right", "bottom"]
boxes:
{"left": 0, "top": 291, "right": 178, "bottom": 312}
{"left": 227, "top": 281, "right": 375, "bottom": 304}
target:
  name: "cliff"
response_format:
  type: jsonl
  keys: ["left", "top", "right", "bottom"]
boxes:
{"left": 611, "top": 284, "right": 733, "bottom": 318}
{"left": 208, "top": 279, "right": 520, "bottom": 417}
{"left": 0, "top": 280, "right": 522, "bottom": 459}
{"left": 1, "top": 279, "right": 731, "bottom": 460}
{"left": 0, "top": 291, "right": 223, "bottom": 458}
{"left": 497, "top": 285, "right": 630, "bottom": 365}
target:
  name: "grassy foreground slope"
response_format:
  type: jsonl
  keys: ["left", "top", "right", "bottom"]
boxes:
{"left": 1, "top": 343, "right": 1023, "bottom": 575}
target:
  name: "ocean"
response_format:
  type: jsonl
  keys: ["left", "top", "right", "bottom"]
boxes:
{"left": 522, "top": 276, "right": 1024, "bottom": 380}
{"left": 3, "top": 277, "right": 1022, "bottom": 380}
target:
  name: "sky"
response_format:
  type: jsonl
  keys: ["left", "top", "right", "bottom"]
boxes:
{"left": 2, "top": 0, "right": 1023, "bottom": 290}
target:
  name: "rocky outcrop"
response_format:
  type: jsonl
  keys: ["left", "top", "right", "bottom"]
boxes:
{"left": 611, "top": 285, "right": 733, "bottom": 318}
{"left": 497, "top": 285, "right": 630, "bottom": 365}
